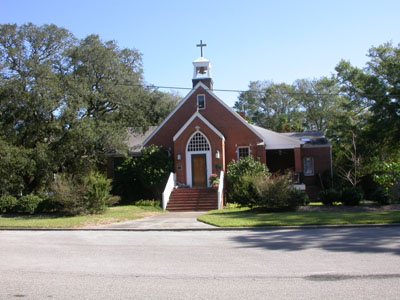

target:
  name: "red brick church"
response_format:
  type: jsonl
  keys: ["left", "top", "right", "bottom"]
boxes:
{"left": 112, "top": 43, "right": 332, "bottom": 210}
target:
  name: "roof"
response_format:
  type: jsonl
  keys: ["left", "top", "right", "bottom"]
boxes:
{"left": 126, "top": 126, "right": 157, "bottom": 154}
{"left": 282, "top": 131, "right": 331, "bottom": 148}
{"left": 251, "top": 125, "right": 304, "bottom": 150}
{"left": 193, "top": 57, "right": 210, "bottom": 63}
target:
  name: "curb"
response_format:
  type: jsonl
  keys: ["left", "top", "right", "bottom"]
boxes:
{"left": 1, "top": 223, "right": 400, "bottom": 232}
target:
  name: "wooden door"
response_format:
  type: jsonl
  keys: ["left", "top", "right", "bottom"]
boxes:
{"left": 192, "top": 154, "right": 207, "bottom": 187}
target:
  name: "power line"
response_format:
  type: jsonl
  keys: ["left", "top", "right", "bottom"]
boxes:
{"left": 2, "top": 74, "right": 399, "bottom": 98}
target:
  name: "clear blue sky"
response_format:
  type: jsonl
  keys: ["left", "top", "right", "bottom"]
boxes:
{"left": 1, "top": 0, "right": 400, "bottom": 106}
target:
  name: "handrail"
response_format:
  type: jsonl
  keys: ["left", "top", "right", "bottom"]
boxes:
{"left": 162, "top": 172, "right": 176, "bottom": 211}
{"left": 218, "top": 170, "right": 224, "bottom": 210}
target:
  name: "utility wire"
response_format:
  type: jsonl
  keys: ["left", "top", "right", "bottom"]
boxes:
{"left": 1, "top": 74, "right": 399, "bottom": 98}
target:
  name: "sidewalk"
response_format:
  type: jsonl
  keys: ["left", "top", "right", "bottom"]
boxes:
{"left": 89, "top": 211, "right": 216, "bottom": 230}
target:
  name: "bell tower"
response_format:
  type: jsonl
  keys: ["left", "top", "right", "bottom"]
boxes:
{"left": 192, "top": 40, "right": 213, "bottom": 90}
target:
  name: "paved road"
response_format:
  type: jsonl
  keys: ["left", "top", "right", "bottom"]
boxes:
{"left": 1, "top": 227, "right": 400, "bottom": 299}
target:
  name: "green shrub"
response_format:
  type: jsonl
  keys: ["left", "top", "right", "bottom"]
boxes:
{"left": 84, "top": 172, "right": 119, "bottom": 214}
{"left": 135, "top": 199, "right": 161, "bottom": 207}
{"left": 342, "top": 187, "right": 364, "bottom": 206}
{"left": 233, "top": 174, "right": 262, "bottom": 208}
{"left": 113, "top": 146, "right": 174, "bottom": 203}
{"left": 17, "top": 194, "right": 43, "bottom": 214}
{"left": 319, "top": 188, "right": 341, "bottom": 205}
{"left": 226, "top": 156, "right": 270, "bottom": 206}
{"left": 226, "top": 202, "right": 241, "bottom": 209}
{"left": 290, "top": 189, "right": 310, "bottom": 206}
{"left": 49, "top": 174, "right": 87, "bottom": 216}
{"left": 0, "top": 195, "right": 18, "bottom": 214}
{"left": 255, "top": 173, "right": 299, "bottom": 211}
{"left": 371, "top": 188, "right": 394, "bottom": 205}
{"left": 50, "top": 172, "right": 119, "bottom": 216}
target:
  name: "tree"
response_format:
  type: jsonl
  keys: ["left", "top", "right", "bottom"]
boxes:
{"left": 294, "top": 77, "right": 345, "bottom": 132}
{"left": 0, "top": 23, "right": 177, "bottom": 195}
{"left": 235, "top": 78, "right": 344, "bottom": 133}
{"left": 234, "top": 81, "right": 303, "bottom": 132}
{"left": 335, "top": 42, "right": 400, "bottom": 150}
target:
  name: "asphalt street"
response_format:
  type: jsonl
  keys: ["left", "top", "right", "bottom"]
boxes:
{"left": 1, "top": 227, "right": 400, "bottom": 299}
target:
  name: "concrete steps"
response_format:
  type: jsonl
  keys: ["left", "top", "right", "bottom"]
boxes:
{"left": 167, "top": 188, "right": 218, "bottom": 211}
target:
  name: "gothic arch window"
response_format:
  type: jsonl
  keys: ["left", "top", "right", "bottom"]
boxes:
{"left": 187, "top": 132, "right": 210, "bottom": 152}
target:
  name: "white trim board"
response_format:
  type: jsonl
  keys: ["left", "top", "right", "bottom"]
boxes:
{"left": 173, "top": 112, "right": 225, "bottom": 142}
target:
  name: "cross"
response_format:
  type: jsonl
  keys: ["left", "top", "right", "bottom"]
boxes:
{"left": 196, "top": 40, "right": 207, "bottom": 57}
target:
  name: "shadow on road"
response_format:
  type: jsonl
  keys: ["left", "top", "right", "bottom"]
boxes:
{"left": 231, "top": 227, "right": 400, "bottom": 255}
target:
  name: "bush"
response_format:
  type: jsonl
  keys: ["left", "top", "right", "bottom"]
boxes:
{"left": 113, "top": 146, "right": 174, "bottom": 203}
{"left": 231, "top": 174, "right": 262, "bottom": 208}
{"left": 226, "top": 202, "right": 241, "bottom": 209}
{"left": 135, "top": 199, "right": 161, "bottom": 208}
{"left": 226, "top": 156, "right": 270, "bottom": 206}
{"left": 17, "top": 194, "right": 43, "bottom": 214}
{"left": 84, "top": 172, "right": 119, "bottom": 214}
{"left": 0, "top": 195, "right": 18, "bottom": 214}
{"left": 50, "top": 172, "right": 119, "bottom": 216}
{"left": 342, "top": 187, "right": 364, "bottom": 206}
{"left": 255, "top": 173, "right": 300, "bottom": 211}
{"left": 290, "top": 189, "right": 310, "bottom": 206}
{"left": 49, "top": 174, "right": 87, "bottom": 215}
{"left": 319, "top": 188, "right": 341, "bottom": 205}
{"left": 371, "top": 188, "right": 394, "bottom": 205}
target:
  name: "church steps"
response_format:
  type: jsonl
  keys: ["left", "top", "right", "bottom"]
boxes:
{"left": 167, "top": 188, "right": 218, "bottom": 211}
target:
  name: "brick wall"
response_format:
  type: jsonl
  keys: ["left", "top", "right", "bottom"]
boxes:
{"left": 146, "top": 85, "right": 265, "bottom": 166}
{"left": 173, "top": 117, "right": 225, "bottom": 185}
{"left": 301, "top": 146, "right": 332, "bottom": 187}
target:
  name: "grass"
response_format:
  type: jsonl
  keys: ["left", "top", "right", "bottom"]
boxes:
{"left": 0, "top": 205, "right": 163, "bottom": 228}
{"left": 198, "top": 207, "right": 400, "bottom": 227}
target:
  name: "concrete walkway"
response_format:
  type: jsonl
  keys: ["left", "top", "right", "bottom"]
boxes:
{"left": 93, "top": 212, "right": 215, "bottom": 229}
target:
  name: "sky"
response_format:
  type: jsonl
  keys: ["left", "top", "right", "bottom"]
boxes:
{"left": 1, "top": 0, "right": 400, "bottom": 107}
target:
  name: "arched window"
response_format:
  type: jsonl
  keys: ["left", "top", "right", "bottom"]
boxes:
{"left": 187, "top": 132, "right": 210, "bottom": 152}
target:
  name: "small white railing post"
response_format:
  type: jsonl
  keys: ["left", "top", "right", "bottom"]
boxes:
{"left": 217, "top": 171, "right": 224, "bottom": 210}
{"left": 162, "top": 172, "right": 176, "bottom": 211}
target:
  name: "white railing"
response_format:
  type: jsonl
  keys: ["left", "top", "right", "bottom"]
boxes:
{"left": 218, "top": 170, "right": 224, "bottom": 210}
{"left": 162, "top": 172, "right": 176, "bottom": 211}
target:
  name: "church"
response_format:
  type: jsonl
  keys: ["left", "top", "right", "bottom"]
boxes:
{"left": 113, "top": 42, "right": 332, "bottom": 210}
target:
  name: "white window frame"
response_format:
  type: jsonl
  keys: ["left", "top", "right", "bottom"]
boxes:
{"left": 197, "top": 94, "right": 206, "bottom": 110}
{"left": 303, "top": 157, "right": 314, "bottom": 176}
{"left": 237, "top": 146, "right": 250, "bottom": 161}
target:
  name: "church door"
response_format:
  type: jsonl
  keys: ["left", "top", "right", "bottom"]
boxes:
{"left": 192, "top": 154, "right": 207, "bottom": 187}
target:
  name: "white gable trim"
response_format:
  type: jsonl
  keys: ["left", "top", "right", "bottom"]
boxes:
{"left": 143, "top": 83, "right": 201, "bottom": 147}
{"left": 143, "top": 81, "right": 266, "bottom": 146}
{"left": 173, "top": 112, "right": 225, "bottom": 142}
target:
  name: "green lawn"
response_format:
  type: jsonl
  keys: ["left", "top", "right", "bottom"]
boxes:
{"left": 198, "top": 207, "right": 400, "bottom": 227}
{"left": 0, "top": 205, "right": 163, "bottom": 228}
